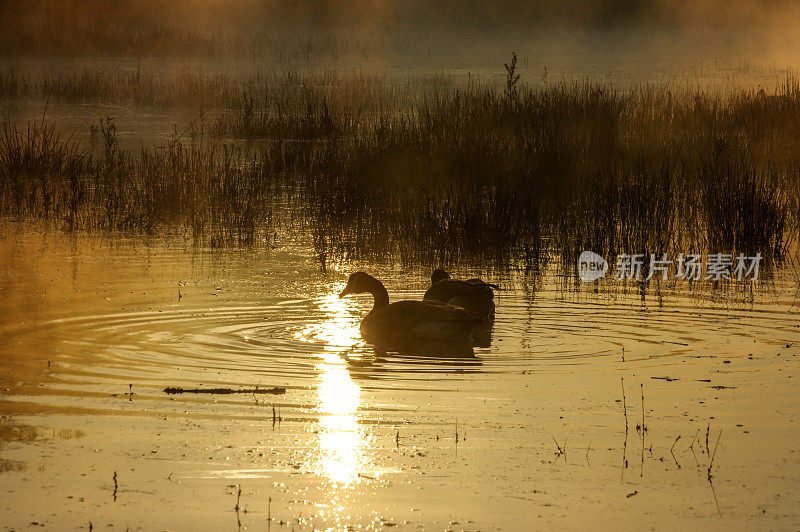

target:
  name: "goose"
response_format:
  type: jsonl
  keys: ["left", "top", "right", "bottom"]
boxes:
{"left": 339, "top": 272, "right": 482, "bottom": 351}
{"left": 423, "top": 269, "right": 497, "bottom": 318}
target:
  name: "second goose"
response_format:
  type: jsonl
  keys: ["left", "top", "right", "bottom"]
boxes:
{"left": 423, "top": 269, "right": 497, "bottom": 318}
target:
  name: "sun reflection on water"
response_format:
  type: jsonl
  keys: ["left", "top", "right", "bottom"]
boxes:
{"left": 298, "top": 290, "right": 370, "bottom": 485}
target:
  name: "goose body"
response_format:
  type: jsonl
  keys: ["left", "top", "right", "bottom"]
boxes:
{"left": 423, "top": 269, "right": 497, "bottom": 318}
{"left": 340, "top": 272, "right": 482, "bottom": 351}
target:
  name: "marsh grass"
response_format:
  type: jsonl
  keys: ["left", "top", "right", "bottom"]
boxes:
{"left": 1, "top": 118, "right": 277, "bottom": 246}
{"left": 269, "top": 78, "right": 796, "bottom": 274}
{"left": 1, "top": 66, "right": 798, "bottom": 275}
{"left": 0, "top": 120, "right": 86, "bottom": 228}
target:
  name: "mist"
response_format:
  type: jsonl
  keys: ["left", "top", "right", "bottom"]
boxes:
{"left": 3, "top": 0, "right": 800, "bottom": 56}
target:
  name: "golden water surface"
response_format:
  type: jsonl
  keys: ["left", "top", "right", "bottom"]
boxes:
{"left": 1, "top": 228, "right": 798, "bottom": 530}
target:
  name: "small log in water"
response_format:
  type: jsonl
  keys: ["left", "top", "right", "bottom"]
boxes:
{"left": 163, "top": 386, "right": 286, "bottom": 395}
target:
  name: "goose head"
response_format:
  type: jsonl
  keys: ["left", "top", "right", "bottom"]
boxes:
{"left": 339, "top": 271, "right": 375, "bottom": 297}
{"left": 339, "top": 272, "right": 390, "bottom": 308}
{"left": 431, "top": 269, "right": 451, "bottom": 284}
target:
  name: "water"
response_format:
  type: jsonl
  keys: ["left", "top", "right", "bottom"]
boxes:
{"left": 1, "top": 227, "right": 798, "bottom": 529}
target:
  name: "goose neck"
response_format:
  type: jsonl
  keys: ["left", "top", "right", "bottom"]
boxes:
{"left": 367, "top": 278, "right": 390, "bottom": 309}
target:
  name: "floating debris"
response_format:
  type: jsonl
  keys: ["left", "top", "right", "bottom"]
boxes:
{"left": 163, "top": 386, "right": 286, "bottom": 395}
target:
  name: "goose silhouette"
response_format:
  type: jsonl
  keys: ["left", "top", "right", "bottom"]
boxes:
{"left": 339, "top": 271, "right": 482, "bottom": 353}
{"left": 423, "top": 269, "right": 497, "bottom": 318}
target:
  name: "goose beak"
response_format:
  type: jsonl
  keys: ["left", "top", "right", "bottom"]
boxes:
{"left": 339, "top": 287, "right": 352, "bottom": 298}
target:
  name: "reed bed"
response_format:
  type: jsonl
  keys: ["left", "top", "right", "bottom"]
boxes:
{"left": 1, "top": 67, "right": 798, "bottom": 276}
{"left": 0, "top": 119, "right": 277, "bottom": 246}
{"left": 0, "top": 68, "right": 439, "bottom": 110}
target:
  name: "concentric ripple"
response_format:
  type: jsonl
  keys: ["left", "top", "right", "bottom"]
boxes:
{"left": 1, "top": 229, "right": 796, "bottom": 423}
{"left": 10, "top": 282, "right": 792, "bottom": 400}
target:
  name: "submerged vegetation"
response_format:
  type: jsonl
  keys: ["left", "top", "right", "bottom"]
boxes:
{"left": 1, "top": 60, "right": 799, "bottom": 277}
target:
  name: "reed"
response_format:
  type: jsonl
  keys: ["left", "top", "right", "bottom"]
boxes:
{"left": 1, "top": 119, "right": 277, "bottom": 246}
{"left": 1, "top": 65, "right": 798, "bottom": 274}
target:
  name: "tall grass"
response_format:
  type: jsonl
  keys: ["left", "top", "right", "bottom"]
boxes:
{"left": 1, "top": 69, "right": 798, "bottom": 276}
{"left": 1, "top": 119, "right": 277, "bottom": 246}
{"left": 0, "top": 68, "right": 440, "bottom": 114}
